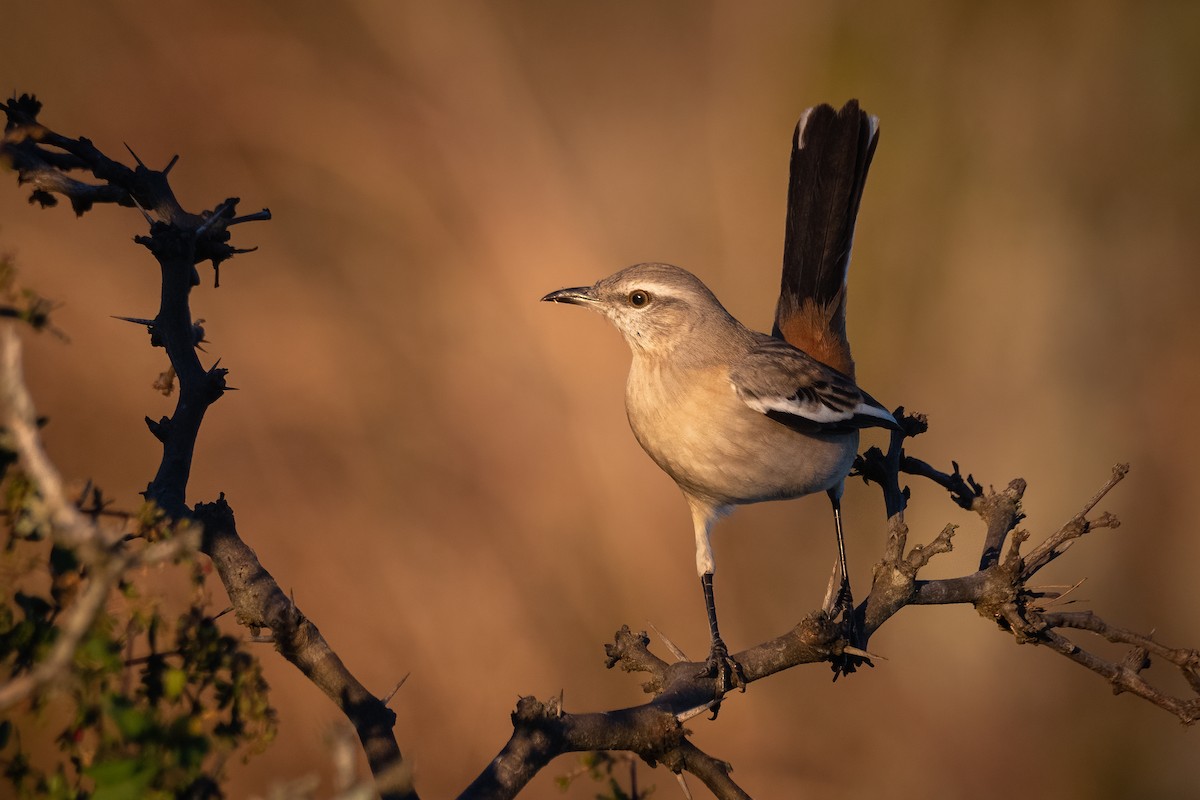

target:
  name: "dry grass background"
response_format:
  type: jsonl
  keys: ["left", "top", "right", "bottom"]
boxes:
{"left": 3, "top": 2, "right": 1198, "bottom": 798}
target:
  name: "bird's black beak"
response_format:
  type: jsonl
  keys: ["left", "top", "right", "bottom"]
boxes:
{"left": 540, "top": 286, "right": 598, "bottom": 306}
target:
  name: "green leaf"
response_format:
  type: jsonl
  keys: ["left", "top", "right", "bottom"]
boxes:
{"left": 108, "top": 698, "right": 152, "bottom": 740}
{"left": 76, "top": 630, "right": 122, "bottom": 674}
{"left": 85, "top": 757, "right": 156, "bottom": 800}
{"left": 163, "top": 668, "right": 187, "bottom": 700}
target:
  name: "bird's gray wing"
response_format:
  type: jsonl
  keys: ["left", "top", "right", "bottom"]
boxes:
{"left": 729, "top": 337, "right": 898, "bottom": 431}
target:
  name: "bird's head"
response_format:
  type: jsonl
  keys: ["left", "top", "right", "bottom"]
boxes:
{"left": 541, "top": 262, "right": 739, "bottom": 357}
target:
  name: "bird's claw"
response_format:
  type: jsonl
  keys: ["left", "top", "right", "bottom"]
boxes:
{"left": 832, "top": 579, "right": 855, "bottom": 618}
{"left": 697, "top": 637, "right": 746, "bottom": 717}
{"left": 829, "top": 589, "right": 873, "bottom": 679}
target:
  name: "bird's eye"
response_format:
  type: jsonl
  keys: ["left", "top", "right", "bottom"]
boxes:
{"left": 628, "top": 290, "right": 651, "bottom": 308}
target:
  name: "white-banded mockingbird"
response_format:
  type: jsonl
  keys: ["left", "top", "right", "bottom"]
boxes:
{"left": 542, "top": 100, "right": 897, "bottom": 691}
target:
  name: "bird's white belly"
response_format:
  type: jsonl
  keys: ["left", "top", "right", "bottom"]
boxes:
{"left": 625, "top": 360, "right": 857, "bottom": 507}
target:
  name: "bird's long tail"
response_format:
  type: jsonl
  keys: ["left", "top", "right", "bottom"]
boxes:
{"left": 772, "top": 100, "right": 879, "bottom": 379}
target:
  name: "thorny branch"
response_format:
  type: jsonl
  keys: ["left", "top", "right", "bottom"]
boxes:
{"left": 1, "top": 94, "right": 415, "bottom": 800}
{"left": 464, "top": 422, "right": 1196, "bottom": 799}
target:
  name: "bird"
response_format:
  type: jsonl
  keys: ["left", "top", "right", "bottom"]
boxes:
{"left": 541, "top": 100, "right": 895, "bottom": 692}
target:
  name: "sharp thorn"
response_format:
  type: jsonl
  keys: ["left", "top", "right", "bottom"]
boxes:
{"left": 124, "top": 142, "right": 146, "bottom": 168}
{"left": 674, "top": 772, "right": 694, "bottom": 800}
{"left": 228, "top": 208, "right": 271, "bottom": 225}
{"left": 647, "top": 620, "right": 689, "bottom": 662}
{"left": 675, "top": 699, "right": 719, "bottom": 724}
{"left": 129, "top": 194, "right": 154, "bottom": 224}
{"left": 382, "top": 673, "right": 410, "bottom": 705}
{"left": 112, "top": 315, "right": 155, "bottom": 327}
{"left": 843, "top": 645, "right": 886, "bottom": 661}
{"left": 822, "top": 560, "right": 840, "bottom": 613}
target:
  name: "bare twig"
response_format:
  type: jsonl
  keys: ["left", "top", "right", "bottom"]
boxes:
{"left": 466, "top": 451, "right": 1195, "bottom": 796}
{"left": 0, "top": 326, "right": 102, "bottom": 557}
{"left": 194, "top": 497, "right": 414, "bottom": 798}
{"left": 1020, "top": 464, "right": 1128, "bottom": 578}
{"left": 3, "top": 94, "right": 411, "bottom": 799}
{"left": 0, "top": 326, "right": 200, "bottom": 709}
{"left": 668, "top": 740, "right": 750, "bottom": 800}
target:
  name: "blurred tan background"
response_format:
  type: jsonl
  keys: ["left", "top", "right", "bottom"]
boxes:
{"left": 3, "top": 1, "right": 1198, "bottom": 797}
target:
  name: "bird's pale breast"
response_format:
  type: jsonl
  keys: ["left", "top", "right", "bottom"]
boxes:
{"left": 625, "top": 357, "right": 857, "bottom": 508}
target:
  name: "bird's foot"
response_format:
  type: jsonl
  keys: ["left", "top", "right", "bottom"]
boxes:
{"left": 831, "top": 578, "right": 855, "bottom": 619}
{"left": 829, "top": 581, "right": 873, "bottom": 680}
{"left": 830, "top": 621, "right": 873, "bottom": 680}
{"left": 696, "top": 637, "right": 746, "bottom": 717}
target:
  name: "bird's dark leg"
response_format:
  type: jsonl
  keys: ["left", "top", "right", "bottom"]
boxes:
{"left": 828, "top": 489, "right": 871, "bottom": 677}
{"left": 829, "top": 491, "right": 855, "bottom": 617}
{"left": 699, "top": 572, "right": 746, "bottom": 699}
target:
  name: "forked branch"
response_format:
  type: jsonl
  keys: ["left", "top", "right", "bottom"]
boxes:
{"left": 2, "top": 94, "right": 415, "bottom": 799}
{"left": 465, "top": 424, "right": 1196, "bottom": 799}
